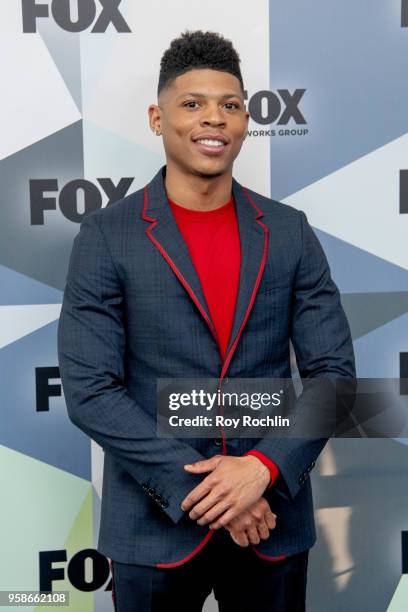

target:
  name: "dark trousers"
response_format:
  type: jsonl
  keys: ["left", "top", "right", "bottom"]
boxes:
{"left": 110, "top": 528, "right": 309, "bottom": 612}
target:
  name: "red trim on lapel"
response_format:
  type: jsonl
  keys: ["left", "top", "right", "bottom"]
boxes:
{"left": 142, "top": 186, "right": 218, "bottom": 346}
{"left": 142, "top": 183, "right": 229, "bottom": 459}
{"left": 219, "top": 186, "right": 270, "bottom": 381}
{"left": 156, "top": 529, "right": 215, "bottom": 568}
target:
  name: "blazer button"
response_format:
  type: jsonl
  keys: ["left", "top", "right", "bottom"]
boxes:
{"left": 161, "top": 500, "right": 169, "bottom": 508}
{"left": 141, "top": 481, "right": 149, "bottom": 489}
{"left": 148, "top": 488, "right": 155, "bottom": 496}
{"left": 214, "top": 437, "right": 223, "bottom": 446}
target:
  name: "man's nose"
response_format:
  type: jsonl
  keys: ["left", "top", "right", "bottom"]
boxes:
{"left": 200, "top": 103, "right": 226, "bottom": 126}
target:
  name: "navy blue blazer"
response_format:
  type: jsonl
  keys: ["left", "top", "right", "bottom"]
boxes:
{"left": 57, "top": 164, "right": 355, "bottom": 567}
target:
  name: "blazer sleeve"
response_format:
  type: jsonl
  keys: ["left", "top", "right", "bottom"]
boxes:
{"left": 246, "top": 210, "right": 356, "bottom": 500}
{"left": 57, "top": 211, "right": 206, "bottom": 525}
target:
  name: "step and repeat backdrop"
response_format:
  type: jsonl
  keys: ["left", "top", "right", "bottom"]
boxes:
{"left": 1, "top": 1, "right": 407, "bottom": 610}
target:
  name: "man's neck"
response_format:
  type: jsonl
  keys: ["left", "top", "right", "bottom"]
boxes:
{"left": 164, "top": 161, "right": 233, "bottom": 211}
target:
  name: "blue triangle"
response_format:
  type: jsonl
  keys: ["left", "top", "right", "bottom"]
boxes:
{"left": 313, "top": 228, "right": 408, "bottom": 294}
{"left": 0, "top": 319, "right": 90, "bottom": 481}
{"left": 0, "top": 264, "right": 62, "bottom": 305}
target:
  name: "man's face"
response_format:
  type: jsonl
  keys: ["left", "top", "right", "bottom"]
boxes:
{"left": 149, "top": 68, "right": 249, "bottom": 178}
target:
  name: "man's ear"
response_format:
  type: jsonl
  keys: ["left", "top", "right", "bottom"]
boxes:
{"left": 148, "top": 103, "right": 161, "bottom": 134}
{"left": 244, "top": 111, "right": 250, "bottom": 137}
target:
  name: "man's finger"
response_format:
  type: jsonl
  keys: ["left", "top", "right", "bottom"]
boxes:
{"left": 223, "top": 517, "right": 244, "bottom": 532}
{"left": 192, "top": 496, "right": 230, "bottom": 523}
{"left": 257, "top": 519, "right": 270, "bottom": 540}
{"left": 247, "top": 526, "right": 260, "bottom": 545}
{"left": 180, "top": 480, "right": 213, "bottom": 512}
{"left": 265, "top": 511, "right": 277, "bottom": 530}
{"left": 229, "top": 529, "right": 249, "bottom": 547}
{"left": 196, "top": 498, "right": 230, "bottom": 529}
{"left": 208, "top": 506, "right": 240, "bottom": 529}
{"left": 188, "top": 493, "right": 218, "bottom": 521}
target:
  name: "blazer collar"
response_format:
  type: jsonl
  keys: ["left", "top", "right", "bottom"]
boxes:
{"left": 141, "top": 165, "right": 269, "bottom": 377}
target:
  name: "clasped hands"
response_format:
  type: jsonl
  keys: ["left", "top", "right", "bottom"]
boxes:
{"left": 180, "top": 455, "right": 277, "bottom": 547}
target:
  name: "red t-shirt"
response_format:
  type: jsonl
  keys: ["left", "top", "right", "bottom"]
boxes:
{"left": 168, "top": 194, "right": 239, "bottom": 361}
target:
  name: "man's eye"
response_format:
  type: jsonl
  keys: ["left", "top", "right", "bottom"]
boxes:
{"left": 183, "top": 101, "right": 239, "bottom": 109}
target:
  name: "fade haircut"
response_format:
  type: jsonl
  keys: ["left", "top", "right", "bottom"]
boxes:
{"left": 157, "top": 29, "right": 245, "bottom": 98}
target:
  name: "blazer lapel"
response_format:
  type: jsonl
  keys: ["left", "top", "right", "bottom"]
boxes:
{"left": 141, "top": 165, "right": 269, "bottom": 375}
{"left": 222, "top": 178, "right": 269, "bottom": 376}
{"left": 141, "top": 165, "right": 218, "bottom": 343}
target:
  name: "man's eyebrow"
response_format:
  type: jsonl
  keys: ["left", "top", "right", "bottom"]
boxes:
{"left": 176, "top": 92, "right": 242, "bottom": 100}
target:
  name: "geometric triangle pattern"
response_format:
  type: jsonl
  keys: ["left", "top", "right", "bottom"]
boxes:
{"left": 0, "top": 32, "right": 80, "bottom": 161}
{"left": 283, "top": 134, "right": 408, "bottom": 270}
{"left": 340, "top": 292, "right": 408, "bottom": 341}
{"left": 0, "top": 120, "right": 84, "bottom": 291}
{"left": 388, "top": 577, "right": 408, "bottom": 612}
{"left": 268, "top": 2, "right": 408, "bottom": 609}
{"left": 353, "top": 312, "right": 408, "bottom": 378}
{"left": 269, "top": 1, "right": 408, "bottom": 200}
{"left": 82, "top": 117, "right": 163, "bottom": 191}
{"left": 0, "top": 264, "right": 63, "bottom": 306}
{"left": 0, "top": 304, "right": 61, "bottom": 350}
{"left": 0, "top": 318, "right": 91, "bottom": 481}
{"left": 37, "top": 19, "right": 82, "bottom": 114}
{"left": 313, "top": 230, "right": 408, "bottom": 295}
{"left": 1, "top": 0, "right": 407, "bottom": 610}
{"left": 0, "top": 444, "right": 90, "bottom": 592}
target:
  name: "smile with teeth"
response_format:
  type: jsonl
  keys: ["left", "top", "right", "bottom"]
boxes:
{"left": 195, "top": 139, "right": 226, "bottom": 147}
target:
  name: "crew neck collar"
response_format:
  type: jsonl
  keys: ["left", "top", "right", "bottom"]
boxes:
{"left": 167, "top": 195, "right": 234, "bottom": 218}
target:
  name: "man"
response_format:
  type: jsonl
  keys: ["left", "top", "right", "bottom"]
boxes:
{"left": 57, "top": 30, "right": 355, "bottom": 611}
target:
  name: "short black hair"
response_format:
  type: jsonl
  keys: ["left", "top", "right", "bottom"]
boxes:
{"left": 158, "top": 30, "right": 245, "bottom": 98}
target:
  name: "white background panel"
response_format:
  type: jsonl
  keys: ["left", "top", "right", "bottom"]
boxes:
{"left": 0, "top": 33, "right": 80, "bottom": 160}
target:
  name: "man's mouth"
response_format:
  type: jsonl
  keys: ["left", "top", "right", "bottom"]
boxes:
{"left": 193, "top": 138, "right": 228, "bottom": 156}
{"left": 195, "top": 138, "right": 226, "bottom": 148}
